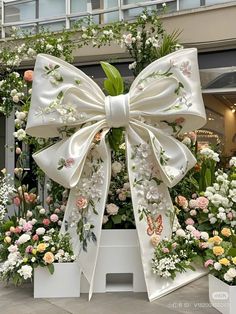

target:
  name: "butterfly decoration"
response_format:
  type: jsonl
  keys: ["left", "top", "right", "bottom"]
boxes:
{"left": 146, "top": 214, "right": 163, "bottom": 236}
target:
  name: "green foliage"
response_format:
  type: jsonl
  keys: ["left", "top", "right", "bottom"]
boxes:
{"left": 101, "top": 62, "right": 124, "bottom": 96}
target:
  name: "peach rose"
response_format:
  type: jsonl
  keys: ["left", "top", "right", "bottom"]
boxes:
{"left": 175, "top": 195, "right": 188, "bottom": 209}
{"left": 221, "top": 228, "right": 231, "bottom": 237}
{"left": 37, "top": 243, "right": 47, "bottom": 253}
{"left": 43, "top": 252, "right": 55, "bottom": 264}
{"left": 76, "top": 196, "right": 88, "bottom": 209}
{"left": 213, "top": 246, "right": 224, "bottom": 256}
{"left": 24, "top": 70, "right": 34, "bottom": 82}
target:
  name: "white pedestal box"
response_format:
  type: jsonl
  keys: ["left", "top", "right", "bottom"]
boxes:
{"left": 81, "top": 229, "right": 146, "bottom": 293}
{"left": 209, "top": 274, "right": 236, "bottom": 314}
{"left": 34, "top": 262, "right": 81, "bottom": 298}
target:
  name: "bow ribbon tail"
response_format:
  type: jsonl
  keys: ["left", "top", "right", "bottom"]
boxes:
{"left": 126, "top": 128, "right": 176, "bottom": 302}
{"left": 60, "top": 130, "right": 111, "bottom": 301}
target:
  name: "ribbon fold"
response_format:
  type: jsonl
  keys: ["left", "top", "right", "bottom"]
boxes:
{"left": 26, "top": 48, "right": 206, "bottom": 301}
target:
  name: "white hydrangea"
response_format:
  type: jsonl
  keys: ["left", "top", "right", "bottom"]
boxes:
{"left": 17, "top": 265, "right": 32, "bottom": 280}
{"left": 13, "top": 129, "right": 26, "bottom": 141}
{"left": 200, "top": 148, "right": 219, "bottom": 162}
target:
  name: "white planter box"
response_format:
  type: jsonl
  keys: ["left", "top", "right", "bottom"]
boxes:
{"left": 34, "top": 262, "right": 81, "bottom": 298}
{"left": 209, "top": 274, "right": 236, "bottom": 314}
{"left": 81, "top": 229, "right": 146, "bottom": 293}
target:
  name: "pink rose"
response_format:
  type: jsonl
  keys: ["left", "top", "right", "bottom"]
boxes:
{"left": 227, "top": 212, "right": 233, "bottom": 220}
{"left": 162, "top": 247, "right": 170, "bottom": 253}
{"left": 118, "top": 193, "right": 126, "bottom": 201}
{"left": 25, "top": 245, "right": 33, "bottom": 253}
{"left": 13, "top": 197, "right": 21, "bottom": 206}
{"left": 172, "top": 242, "right": 177, "bottom": 249}
{"left": 199, "top": 242, "right": 209, "bottom": 249}
{"left": 196, "top": 197, "right": 209, "bottom": 210}
{"left": 204, "top": 259, "right": 214, "bottom": 268}
{"left": 15, "top": 147, "right": 22, "bottom": 154}
{"left": 192, "top": 230, "right": 201, "bottom": 239}
{"left": 175, "top": 195, "right": 188, "bottom": 209}
{"left": 54, "top": 208, "right": 60, "bottom": 214}
{"left": 32, "top": 234, "right": 39, "bottom": 241}
{"left": 46, "top": 196, "right": 52, "bottom": 205}
{"left": 23, "top": 222, "right": 33, "bottom": 232}
{"left": 50, "top": 214, "right": 59, "bottom": 222}
{"left": 187, "top": 131, "right": 197, "bottom": 143}
{"left": 185, "top": 218, "right": 195, "bottom": 225}
{"left": 76, "top": 196, "right": 88, "bottom": 209}
{"left": 14, "top": 226, "right": 22, "bottom": 234}
{"left": 43, "top": 218, "right": 50, "bottom": 226}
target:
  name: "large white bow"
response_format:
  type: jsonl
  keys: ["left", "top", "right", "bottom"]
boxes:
{"left": 26, "top": 48, "right": 206, "bottom": 301}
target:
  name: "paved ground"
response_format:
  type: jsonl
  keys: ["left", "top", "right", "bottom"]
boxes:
{"left": 0, "top": 276, "right": 220, "bottom": 314}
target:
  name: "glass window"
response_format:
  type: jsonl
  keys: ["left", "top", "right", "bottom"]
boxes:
{"left": 205, "top": 0, "right": 234, "bottom": 5}
{"left": 4, "top": 1, "right": 36, "bottom": 23}
{"left": 38, "top": 0, "right": 65, "bottom": 18}
{"left": 179, "top": 0, "right": 201, "bottom": 10}
{"left": 39, "top": 21, "right": 66, "bottom": 32}
{"left": 71, "top": 0, "right": 87, "bottom": 13}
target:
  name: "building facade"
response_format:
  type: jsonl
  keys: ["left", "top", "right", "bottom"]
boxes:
{"left": 1, "top": 0, "right": 236, "bottom": 171}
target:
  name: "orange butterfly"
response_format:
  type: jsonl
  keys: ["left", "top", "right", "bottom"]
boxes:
{"left": 147, "top": 214, "right": 163, "bottom": 236}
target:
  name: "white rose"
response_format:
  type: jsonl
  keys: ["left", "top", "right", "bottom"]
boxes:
{"left": 186, "top": 225, "right": 195, "bottom": 232}
{"left": 111, "top": 161, "right": 122, "bottom": 175}
{"left": 214, "top": 262, "right": 222, "bottom": 271}
{"left": 102, "top": 215, "right": 109, "bottom": 224}
{"left": 18, "top": 234, "right": 30, "bottom": 244}
{"left": 39, "top": 208, "right": 46, "bottom": 215}
{"left": 176, "top": 229, "right": 186, "bottom": 237}
{"left": 36, "top": 227, "right": 46, "bottom": 235}
{"left": 210, "top": 217, "right": 217, "bottom": 224}
{"left": 182, "top": 137, "right": 191, "bottom": 146}
{"left": 17, "top": 265, "right": 32, "bottom": 280}
{"left": 227, "top": 268, "right": 236, "bottom": 278}
{"left": 229, "top": 157, "right": 236, "bottom": 167}
{"left": 8, "top": 245, "right": 18, "bottom": 253}
{"left": 12, "top": 95, "right": 19, "bottom": 103}
{"left": 200, "top": 232, "right": 209, "bottom": 241}
{"left": 190, "top": 209, "right": 197, "bottom": 216}
{"left": 106, "top": 203, "right": 119, "bottom": 215}
{"left": 224, "top": 273, "right": 233, "bottom": 282}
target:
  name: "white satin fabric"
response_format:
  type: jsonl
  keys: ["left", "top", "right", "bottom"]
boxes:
{"left": 26, "top": 48, "right": 206, "bottom": 301}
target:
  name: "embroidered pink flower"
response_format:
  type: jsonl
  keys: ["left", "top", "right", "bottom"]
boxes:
{"left": 196, "top": 197, "right": 209, "bottom": 210}
{"left": 175, "top": 117, "right": 185, "bottom": 125}
{"left": 50, "top": 214, "right": 59, "bottom": 222}
{"left": 76, "top": 196, "right": 88, "bottom": 209}
{"left": 185, "top": 218, "right": 195, "bottom": 225}
{"left": 65, "top": 158, "right": 75, "bottom": 168}
{"left": 204, "top": 259, "right": 214, "bottom": 268}
{"left": 180, "top": 61, "right": 191, "bottom": 77}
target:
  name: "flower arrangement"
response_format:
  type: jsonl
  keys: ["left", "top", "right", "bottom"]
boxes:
{"left": 204, "top": 228, "right": 236, "bottom": 285}
{"left": 152, "top": 226, "right": 209, "bottom": 279}
{"left": 0, "top": 224, "right": 75, "bottom": 284}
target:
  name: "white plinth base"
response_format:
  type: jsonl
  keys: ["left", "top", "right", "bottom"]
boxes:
{"left": 34, "top": 262, "right": 81, "bottom": 298}
{"left": 209, "top": 274, "right": 236, "bottom": 314}
{"left": 81, "top": 229, "right": 146, "bottom": 293}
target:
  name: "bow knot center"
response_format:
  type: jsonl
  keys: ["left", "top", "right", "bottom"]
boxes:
{"left": 105, "top": 94, "right": 129, "bottom": 128}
